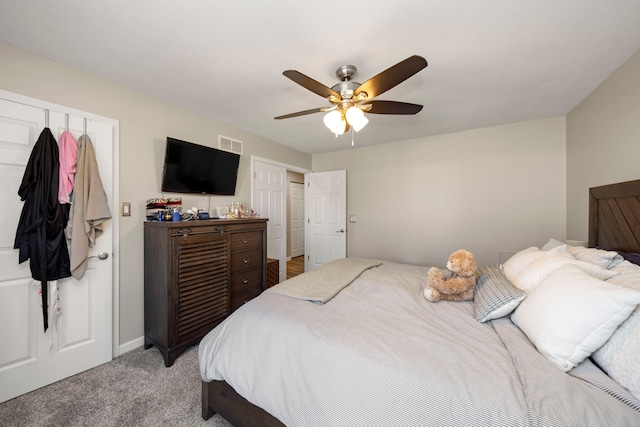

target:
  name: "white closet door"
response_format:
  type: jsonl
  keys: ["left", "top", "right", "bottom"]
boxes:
{"left": 0, "top": 93, "right": 115, "bottom": 403}
{"left": 252, "top": 160, "right": 287, "bottom": 282}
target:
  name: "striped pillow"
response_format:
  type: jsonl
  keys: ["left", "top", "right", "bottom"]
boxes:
{"left": 474, "top": 265, "right": 526, "bottom": 322}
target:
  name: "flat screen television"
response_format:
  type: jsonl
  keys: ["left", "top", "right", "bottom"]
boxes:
{"left": 161, "top": 137, "right": 240, "bottom": 195}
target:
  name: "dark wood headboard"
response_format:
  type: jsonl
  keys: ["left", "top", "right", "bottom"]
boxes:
{"left": 588, "top": 179, "right": 640, "bottom": 253}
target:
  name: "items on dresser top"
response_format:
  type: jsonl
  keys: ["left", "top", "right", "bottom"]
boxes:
{"left": 145, "top": 197, "right": 257, "bottom": 222}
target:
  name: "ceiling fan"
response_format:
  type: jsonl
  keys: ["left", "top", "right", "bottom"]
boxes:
{"left": 275, "top": 55, "right": 428, "bottom": 136}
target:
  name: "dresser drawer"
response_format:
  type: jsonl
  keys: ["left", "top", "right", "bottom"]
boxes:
{"left": 230, "top": 231, "right": 263, "bottom": 252}
{"left": 231, "top": 267, "right": 263, "bottom": 294}
{"left": 230, "top": 248, "right": 263, "bottom": 272}
{"left": 230, "top": 286, "right": 263, "bottom": 312}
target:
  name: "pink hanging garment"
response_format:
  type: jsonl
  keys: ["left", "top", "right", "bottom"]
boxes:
{"left": 58, "top": 130, "right": 78, "bottom": 204}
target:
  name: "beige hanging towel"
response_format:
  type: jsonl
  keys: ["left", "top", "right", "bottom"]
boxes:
{"left": 67, "top": 134, "right": 112, "bottom": 279}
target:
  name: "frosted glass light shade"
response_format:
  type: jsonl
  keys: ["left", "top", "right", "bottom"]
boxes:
{"left": 345, "top": 106, "right": 369, "bottom": 132}
{"left": 323, "top": 110, "right": 346, "bottom": 135}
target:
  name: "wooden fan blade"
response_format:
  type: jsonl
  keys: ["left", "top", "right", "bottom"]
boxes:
{"left": 354, "top": 55, "right": 427, "bottom": 100}
{"left": 274, "top": 107, "right": 325, "bottom": 120}
{"left": 283, "top": 70, "right": 341, "bottom": 99}
{"left": 365, "top": 100, "right": 423, "bottom": 115}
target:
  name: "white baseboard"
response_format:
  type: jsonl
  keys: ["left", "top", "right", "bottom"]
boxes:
{"left": 117, "top": 336, "right": 145, "bottom": 356}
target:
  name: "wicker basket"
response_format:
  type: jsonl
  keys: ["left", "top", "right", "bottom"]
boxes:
{"left": 266, "top": 258, "right": 279, "bottom": 288}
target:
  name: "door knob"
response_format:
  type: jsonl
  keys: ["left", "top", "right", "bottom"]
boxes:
{"left": 89, "top": 252, "right": 109, "bottom": 260}
{"left": 337, "top": 229, "right": 345, "bottom": 233}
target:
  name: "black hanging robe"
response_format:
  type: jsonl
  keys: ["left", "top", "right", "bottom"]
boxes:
{"left": 14, "top": 127, "right": 72, "bottom": 332}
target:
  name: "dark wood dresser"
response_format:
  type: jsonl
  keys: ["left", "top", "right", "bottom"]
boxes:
{"left": 144, "top": 218, "right": 267, "bottom": 366}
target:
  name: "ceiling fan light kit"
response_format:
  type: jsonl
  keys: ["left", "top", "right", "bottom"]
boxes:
{"left": 275, "top": 55, "right": 428, "bottom": 144}
{"left": 323, "top": 110, "right": 347, "bottom": 135}
{"left": 345, "top": 106, "right": 368, "bottom": 132}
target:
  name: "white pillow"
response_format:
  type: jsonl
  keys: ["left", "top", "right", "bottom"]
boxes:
{"left": 502, "top": 247, "right": 544, "bottom": 282}
{"left": 511, "top": 264, "right": 640, "bottom": 372}
{"left": 567, "top": 246, "right": 624, "bottom": 269}
{"left": 541, "top": 238, "right": 624, "bottom": 269}
{"left": 541, "top": 238, "right": 564, "bottom": 251}
{"left": 592, "top": 260, "right": 640, "bottom": 400}
{"left": 512, "top": 250, "right": 618, "bottom": 293}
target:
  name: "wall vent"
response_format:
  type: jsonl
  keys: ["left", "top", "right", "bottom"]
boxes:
{"left": 218, "top": 135, "right": 243, "bottom": 155}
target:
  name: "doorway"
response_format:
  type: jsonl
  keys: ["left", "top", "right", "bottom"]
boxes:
{"left": 251, "top": 157, "right": 310, "bottom": 283}
{"left": 251, "top": 157, "right": 347, "bottom": 281}
{"left": 288, "top": 174, "right": 305, "bottom": 278}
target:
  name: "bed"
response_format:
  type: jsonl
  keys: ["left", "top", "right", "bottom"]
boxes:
{"left": 198, "top": 179, "right": 640, "bottom": 426}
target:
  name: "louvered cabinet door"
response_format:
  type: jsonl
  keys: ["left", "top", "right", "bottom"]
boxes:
{"left": 172, "top": 232, "right": 230, "bottom": 346}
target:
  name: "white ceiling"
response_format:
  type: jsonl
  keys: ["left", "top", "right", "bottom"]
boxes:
{"left": 1, "top": 1, "right": 640, "bottom": 155}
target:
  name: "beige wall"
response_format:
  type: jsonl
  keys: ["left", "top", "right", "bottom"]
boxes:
{"left": 566, "top": 48, "right": 640, "bottom": 241}
{"left": 0, "top": 41, "right": 312, "bottom": 348}
{"left": 313, "top": 117, "right": 567, "bottom": 267}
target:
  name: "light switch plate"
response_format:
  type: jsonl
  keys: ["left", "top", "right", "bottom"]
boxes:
{"left": 349, "top": 215, "right": 357, "bottom": 223}
{"left": 122, "top": 202, "right": 131, "bottom": 217}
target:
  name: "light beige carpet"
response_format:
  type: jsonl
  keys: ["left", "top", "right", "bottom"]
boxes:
{"left": 0, "top": 344, "right": 233, "bottom": 427}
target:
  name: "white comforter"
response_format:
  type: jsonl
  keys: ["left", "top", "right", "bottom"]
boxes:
{"left": 199, "top": 261, "right": 640, "bottom": 426}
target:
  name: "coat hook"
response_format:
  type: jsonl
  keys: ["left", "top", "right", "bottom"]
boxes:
{"left": 65, "top": 114, "right": 69, "bottom": 130}
{"left": 44, "top": 109, "right": 49, "bottom": 128}
{"left": 83, "top": 118, "right": 87, "bottom": 134}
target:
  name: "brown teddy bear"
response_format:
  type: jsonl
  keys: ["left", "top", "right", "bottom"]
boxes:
{"left": 424, "top": 249, "right": 477, "bottom": 302}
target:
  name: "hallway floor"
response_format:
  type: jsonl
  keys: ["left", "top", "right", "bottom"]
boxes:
{"left": 287, "top": 256, "right": 304, "bottom": 279}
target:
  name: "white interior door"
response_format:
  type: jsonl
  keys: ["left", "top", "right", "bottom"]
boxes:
{"left": 305, "top": 170, "right": 347, "bottom": 271}
{"left": 0, "top": 93, "right": 115, "bottom": 403}
{"left": 252, "top": 160, "right": 286, "bottom": 282}
{"left": 289, "top": 182, "right": 305, "bottom": 258}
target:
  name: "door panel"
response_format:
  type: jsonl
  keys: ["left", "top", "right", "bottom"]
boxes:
{"left": 0, "top": 93, "right": 115, "bottom": 403}
{"left": 0, "top": 278, "right": 31, "bottom": 363}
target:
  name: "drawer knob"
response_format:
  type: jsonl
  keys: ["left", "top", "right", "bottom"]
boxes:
{"left": 243, "top": 258, "right": 250, "bottom": 264}
{"left": 243, "top": 278, "right": 249, "bottom": 284}
{"left": 243, "top": 239, "right": 249, "bottom": 244}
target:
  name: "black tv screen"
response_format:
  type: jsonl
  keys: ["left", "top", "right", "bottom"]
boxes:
{"left": 161, "top": 137, "right": 240, "bottom": 195}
